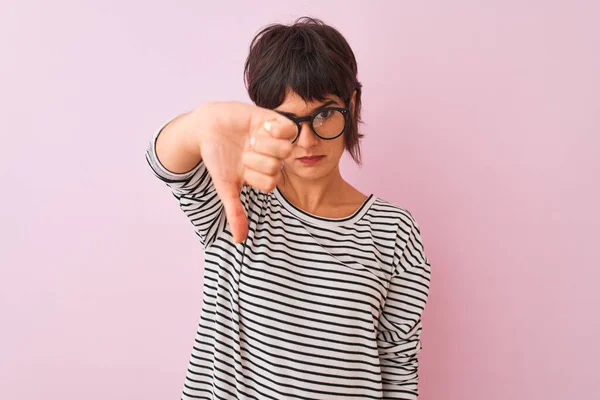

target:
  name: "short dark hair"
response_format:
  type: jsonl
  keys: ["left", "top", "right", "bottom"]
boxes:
{"left": 244, "top": 17, "right": 364, "bottom": 164}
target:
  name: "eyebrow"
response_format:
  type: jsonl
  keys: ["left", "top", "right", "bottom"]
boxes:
{"left": 276, "top": 99, "right": 338, "bottom": 117}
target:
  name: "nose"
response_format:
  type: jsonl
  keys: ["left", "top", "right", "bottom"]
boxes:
{"left": 295, "top": 121, "right": 319, "bottom": 148}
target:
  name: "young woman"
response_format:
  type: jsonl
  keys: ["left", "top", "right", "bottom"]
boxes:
{"left": 146, "top": 17, "right": 431, "bottom": 400}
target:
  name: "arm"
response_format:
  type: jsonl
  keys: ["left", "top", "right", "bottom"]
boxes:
{"left": 154, "top": 110, "right": 204, "bottom": 174}
{"left": 145, "top": 102, "right": 297, "bottom": 244}
{"left": 378, "top": 217, "right": 431, "bottom": 399}
{"left": 145, "top": 113, "right": 231, "bottom": 248}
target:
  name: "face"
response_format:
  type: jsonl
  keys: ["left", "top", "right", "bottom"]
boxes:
{"left": 275, "top": 90, "right": 354, "bottom": 182}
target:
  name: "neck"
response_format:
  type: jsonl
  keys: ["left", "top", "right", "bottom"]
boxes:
{"left": 277, "top": 166, "right": 347, "bottom": 213}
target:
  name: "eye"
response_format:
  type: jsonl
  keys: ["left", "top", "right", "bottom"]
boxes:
{"left": 315, "top": 110, "right": 333, "bottom": 120}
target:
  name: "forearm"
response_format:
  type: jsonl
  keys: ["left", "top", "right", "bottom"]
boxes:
{"left": 380, "top": 337, "right": 421, "bottom": 399}
{"left": 154, "top": 108, "right": 205, "bottom": 174}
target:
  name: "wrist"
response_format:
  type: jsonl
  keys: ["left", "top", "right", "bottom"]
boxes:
{"left": 187, "top": 104, "right": 216, "bottom": 158}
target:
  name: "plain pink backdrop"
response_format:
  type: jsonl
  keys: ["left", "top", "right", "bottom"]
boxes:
{"left": 1, "top": 1, "right": 599, "bottom": 399}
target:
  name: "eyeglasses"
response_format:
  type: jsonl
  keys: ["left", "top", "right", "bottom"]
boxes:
{"left": 275, "top": 100, "right": 350, "bottom": 144}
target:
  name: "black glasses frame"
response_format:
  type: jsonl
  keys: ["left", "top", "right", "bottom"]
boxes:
{"left": 275, "top": 99, "right": 351, "bottom": 143}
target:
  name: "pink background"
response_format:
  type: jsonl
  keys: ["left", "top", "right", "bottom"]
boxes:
{"left": 1, "top": 1, "right": 599, "bottom": 399}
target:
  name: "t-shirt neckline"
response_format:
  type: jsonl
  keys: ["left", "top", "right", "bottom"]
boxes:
{"left": 273, "top": 186, "right": 376, "bottom": 227}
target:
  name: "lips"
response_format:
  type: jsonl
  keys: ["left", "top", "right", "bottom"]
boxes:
{"left": 298, "top": 156, "right": 324, "bottom": 161}
{"left": 297, "top": 155, "right": 325, "bottom": 165}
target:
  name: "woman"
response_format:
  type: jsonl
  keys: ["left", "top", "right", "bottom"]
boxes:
{"left": 146, "top": 17, "right": 431, "bottom": 400}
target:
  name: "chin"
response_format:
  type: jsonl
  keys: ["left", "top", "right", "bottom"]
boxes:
{"left": 285, "top": 165, "right": 336, "bottom": 181}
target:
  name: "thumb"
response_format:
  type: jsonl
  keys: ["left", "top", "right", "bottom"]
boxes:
{"left": 213, "top": 179, "right": 248, "bottom": 243}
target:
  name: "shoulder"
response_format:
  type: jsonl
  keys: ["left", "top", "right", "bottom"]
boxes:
{"left": 368, "top": 196, "right": 421, "bottom": 231}
{"left": 369, "top": 197, "right": 428, "bottom": 270}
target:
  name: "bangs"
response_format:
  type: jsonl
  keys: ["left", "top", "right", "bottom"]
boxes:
{"left": 245, "top": 22, "right": 357, "bottom": 109}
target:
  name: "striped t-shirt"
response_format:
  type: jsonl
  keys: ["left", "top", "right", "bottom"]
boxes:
{"left": 146, "top": 128, "right": 431, "bottom": 400}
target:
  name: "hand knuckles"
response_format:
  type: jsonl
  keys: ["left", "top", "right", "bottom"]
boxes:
{"left": 266, "top": 159, "right": 280, "bottom": 175}
{"left": 282, "top": 143, "right": 293, "bottom": 156}
{"left": 241, "top": 152, "right": 252, "bottom": 166}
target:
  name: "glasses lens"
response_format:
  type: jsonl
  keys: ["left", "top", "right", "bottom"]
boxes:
{"left": 313, "top": 110, "right": 345, "bottom": 138}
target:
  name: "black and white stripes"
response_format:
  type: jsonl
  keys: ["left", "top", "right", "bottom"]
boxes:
{"left": 146, "top": 130, "right": 431, "bottom": 399}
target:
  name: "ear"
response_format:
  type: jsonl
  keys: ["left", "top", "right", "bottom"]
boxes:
{"left": 350, "top": 89, "right": 357, "bottom": 111}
